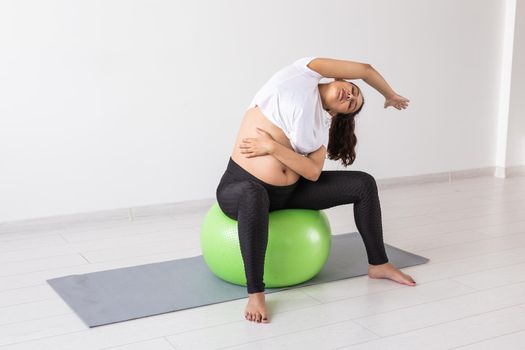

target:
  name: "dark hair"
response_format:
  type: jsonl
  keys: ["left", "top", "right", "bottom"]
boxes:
{"left": 326, "top": 93, "right": 365, "bottom": 167}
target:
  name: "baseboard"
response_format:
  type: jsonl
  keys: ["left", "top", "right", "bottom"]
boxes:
{"left": 504, "top": 164, "right": 525, "bottom": 178}
{"left": 1, "top": 165, "right": 524, "bottom": 229}
{"left": 376, "top": 166, "right": 499, "bottom": 190}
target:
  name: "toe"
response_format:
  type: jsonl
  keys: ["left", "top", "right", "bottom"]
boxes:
{"left": 406, "top": 278, "right": 416, "bottom": 286}
{"left": 406, "top": 274, "right": 416, "bottom": 284}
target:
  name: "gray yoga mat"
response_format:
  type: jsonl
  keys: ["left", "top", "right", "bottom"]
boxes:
{"left": 47, "top": 232, "right": 429, "bottom": 327}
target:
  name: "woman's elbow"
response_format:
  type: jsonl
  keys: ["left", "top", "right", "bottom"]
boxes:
{"left": 307, "top": 170, "right": 321, "bottom": 182}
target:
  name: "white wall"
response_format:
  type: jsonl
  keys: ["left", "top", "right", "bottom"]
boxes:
{"left": 0, "top": 0, "right": 512, "bottom": 223}
{"left": 507, "top": 0, "right": 525, "bottom": 167}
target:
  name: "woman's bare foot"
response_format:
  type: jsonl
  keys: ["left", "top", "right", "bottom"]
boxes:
{"left": 368, "top": 262, "right": 416, "bottom": 286}
{"left": 245, "top": 292, "right": 269, "bottom": 323}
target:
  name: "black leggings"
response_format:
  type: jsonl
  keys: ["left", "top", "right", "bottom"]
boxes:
{"left": 216, "top": 157, "right": 388, "bottom": 294}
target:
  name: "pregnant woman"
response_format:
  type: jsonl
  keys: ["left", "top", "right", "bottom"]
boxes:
{"left": 216, "top": 57, "right": 414, "bottom": 324}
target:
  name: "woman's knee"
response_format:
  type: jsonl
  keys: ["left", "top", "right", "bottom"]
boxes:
{"left": 349, "top": 171, "right": 379, "bottom": 197}
{"left": 217, "top": 180, "right": 269, "bottom": 219}
{"left": 238, "top": 181, "right": 270, "bottom": 209}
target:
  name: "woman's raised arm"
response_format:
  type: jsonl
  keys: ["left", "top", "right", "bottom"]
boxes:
{"left": 308, "top": 58, "right": 371, "bottom": 80}
{"left": 309, "top": 58, "right": 409, "bottom": 110}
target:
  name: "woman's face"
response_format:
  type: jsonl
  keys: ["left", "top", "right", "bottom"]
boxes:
{"left": 324, "top": 80, "right": 363, "bottom": 116}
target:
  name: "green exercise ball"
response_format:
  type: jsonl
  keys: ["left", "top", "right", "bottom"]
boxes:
{"left": 200, "top": 202, "right": 332, "bottom": 289}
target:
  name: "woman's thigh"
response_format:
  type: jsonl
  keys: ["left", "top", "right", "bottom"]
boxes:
{"left": 217, "top": 177, "right": 274, "bottom": 218}
{"left": 283, "top": 170, "right": 378, "bottom": 210}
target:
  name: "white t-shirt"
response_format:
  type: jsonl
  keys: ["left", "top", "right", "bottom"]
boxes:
{"left": 247, "top": 57, "right": 332, "bottom": 156}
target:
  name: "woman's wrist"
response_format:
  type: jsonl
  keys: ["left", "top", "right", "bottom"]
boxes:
{"left": 268, "top": 140, "right": 278, "bottom": 155}
{"left": 383, "top": 91, "right": 398, "bottom": 100}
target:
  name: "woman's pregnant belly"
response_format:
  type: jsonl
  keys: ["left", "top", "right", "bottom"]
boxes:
{"left": 230, "top": 106, "right": 301, "bottom": 186}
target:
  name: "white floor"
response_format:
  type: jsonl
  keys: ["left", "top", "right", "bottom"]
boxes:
{"left": 1, "top": 175, "right": 525, "bottom": 350}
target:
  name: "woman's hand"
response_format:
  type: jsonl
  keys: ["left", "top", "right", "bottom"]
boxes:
{"left": 239, "top": 127, "right": 275, "bottom": 158}
{"left": 384, "top": 93, "right": 410, "bottom": 110}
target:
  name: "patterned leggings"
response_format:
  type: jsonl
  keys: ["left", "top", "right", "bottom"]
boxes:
{"left": 216, "top": 157, "right": 388, "bottom": 294}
